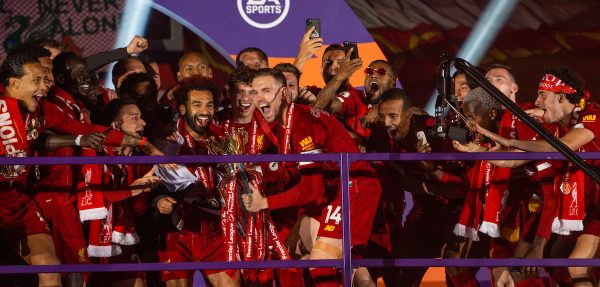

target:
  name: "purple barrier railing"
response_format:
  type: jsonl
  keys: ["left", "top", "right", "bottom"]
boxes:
{"left": 2, "top": 152, "right": 600, "bottom": 287}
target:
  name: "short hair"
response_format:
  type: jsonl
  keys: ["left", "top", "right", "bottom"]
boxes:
{"left": 174, "top": 75, "right": 221, "bottom": 109}
{"left": 369, "top": 59, "right": 398, "bottom": 80}
{"left": 486, "top": 63, "right": 516, "bottom": 82}
{"left": 228, "top": 67, "right": 255, "bottom": 95}
{"left": 235, "top": 47, "right": 268, "bottom": 67}
{"left": 9, "top": 43, "right": 51, "bottom": 59}
{"left": 323, "top": 44, "right": 344, "bottom": 57}
{"left": 542, "top": 67, "right": 585, "bottom": 104}
{"left": 0, "top": 53, "right": 40, "bottom": 86}
{"left": 463, "top": 87, "right": 503, "bottom": 115}
{"left": 118, "top": 72, "right": 158, "bottom": 99}
{"left": 32, "top": 38, "right": 63, "bottom": 50}
{"left": 452, "top": 70, "right": 479, "bottom": 90}
{"left": 253, "top": 68, "right": 287, "bottom": 88}
{"left": 177, "top": 51, "right": 209, "bottom": 69}
{"left": 106, "top": 97, "right": 139, "bottom": 124}
{"left": 139, "top": 53, "right": 157, "bottom": 65}
{"left": 52, "top": 52, "right": 79, "bottom": 79}
{"left": 378, "top": 88, "right": 411, "bottom": 112}
{"left": 273, "top": 63, "right": 300, "bottom": 83}
{"left": 111, "top": 56, "right": 155, "bottom": 87}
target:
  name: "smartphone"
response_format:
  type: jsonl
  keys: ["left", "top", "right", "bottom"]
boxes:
{"left": 416, "top": 131, "right": 428, "bottom": 146}
{"left": 343, "top": 41, "right": 359, "bottom": 60}
{"left": 448, "top": 125, "right": 469, "bottom": 144}
{"left": 306, "top": 19, "right": 321, "bottom": 40}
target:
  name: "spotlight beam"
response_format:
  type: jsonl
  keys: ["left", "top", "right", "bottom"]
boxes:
{"left": 104, "top": 0, "right": 152, "bottom": 90}
{"left": 425, "top": 0, "right": 519, "bottom": 115}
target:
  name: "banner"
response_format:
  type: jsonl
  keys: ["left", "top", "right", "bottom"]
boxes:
{"left": 0, "top": 0, "right": 124, "bottom": 58}
{"left": 151, "top": 0, "right": 387, "bottom": 87}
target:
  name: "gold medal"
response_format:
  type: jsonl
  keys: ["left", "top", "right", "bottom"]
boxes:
{"left": 560, "top": 181, "right": 572, "bottom": 195}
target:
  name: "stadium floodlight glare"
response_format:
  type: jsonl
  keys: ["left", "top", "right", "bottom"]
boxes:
{"left": 104, "top": 0, "right": 152, "bottom": 90}
{"left": 425, "top": 0, "right": 519, "bottom": 115}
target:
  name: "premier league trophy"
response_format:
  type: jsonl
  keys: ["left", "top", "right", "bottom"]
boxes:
{"left": 205, "top": 128, "right": 289, "bottom": 285}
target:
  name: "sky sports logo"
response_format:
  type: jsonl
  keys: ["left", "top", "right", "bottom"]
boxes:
{"left": 245, "top": 0, "right": 282, "bottom": 14}
{"left": 238, "top": 0, "right": 290, "bottom": 29}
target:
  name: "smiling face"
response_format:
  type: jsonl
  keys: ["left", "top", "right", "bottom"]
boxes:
{"left": 10, "top": 62, "right": 46, "bottom": 112}
{"left": 232, "top": 82, "right": 255, "bottom": 123}
{"left": 453, "top": 73, "right": 470, "bottom": 102}
{"left": 181, "top": 89, "right": 214, "bottom": 136}
{"left": 63, "top": 57, "right": 98, "bottom": 102}
{"left": 114, "top": 104, "right": 146, "bottom": 136}
{"left": 250, "top": 75, "right": 285, "bottom": 123}
{"left": 178, "top": 53, "right": 213, "bottom": 81}
{"left": 37, "top": 56, "right": 54, "bottom": 92}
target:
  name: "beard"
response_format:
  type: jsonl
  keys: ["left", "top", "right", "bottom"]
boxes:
{"left": 185, "top": 112, "right": 212, "bottom": 135}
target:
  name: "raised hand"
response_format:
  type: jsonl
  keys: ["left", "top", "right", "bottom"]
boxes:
{"left": 126, "top": 35, "right": 148, "bottom": 55}
{"left": 334, "top": 48, "right": 362, "bottom": 82}
{"left": 293, "top": 27, "right": 323, "bottom": 71}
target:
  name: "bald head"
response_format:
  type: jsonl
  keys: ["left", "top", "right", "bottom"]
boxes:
{"left": 177, "top": 52, "right": 213, "bottom": 81}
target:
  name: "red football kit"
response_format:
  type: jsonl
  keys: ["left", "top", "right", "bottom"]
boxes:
{"left": 158, "top": 118, "right": 234, "bottom": 282}
{"left": 570, "top": 102, "right": 600, "bottom": 237}
{"left": 490, "top": 106, "right": 562, "bottom": 259}
{"left": 0, "top": 89, "right": 124, "bottom": 249}
{"left": 29, "top": 86, "right": 126, "bottom": 266}
{"left": 264, "top": 104, "right": 381, "bottom": 246}
{"left": 217, "top": 109, "right": 303, "bottom": 286}
{"left": 334, "top": 85, "right": 372, "bottom": 139}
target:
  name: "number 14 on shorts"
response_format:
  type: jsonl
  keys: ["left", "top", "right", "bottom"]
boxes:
{"left": 325, "top": 205, "right": 342, "bottom": 225}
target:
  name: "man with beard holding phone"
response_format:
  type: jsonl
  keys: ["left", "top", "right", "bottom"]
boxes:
{"left": 314, "top": 56, "right": 396, "bottom": 148}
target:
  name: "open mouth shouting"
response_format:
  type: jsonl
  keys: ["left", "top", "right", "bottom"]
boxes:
{"left": 369, "top": 82, "right": 380, "bottom": 93}
{"left": 386, "top": 125, "right": 397, "bottom": 138}
{"left": 28, "top": 94, "right": 42, "bottom": 112}
{"left": 239, "top": 101, "right": 253, "bottom": 113}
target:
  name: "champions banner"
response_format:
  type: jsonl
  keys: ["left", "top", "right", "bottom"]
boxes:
{"left": 0, "top": 0, "right": 125, "bottom": 58}
{"left": 151, "top": 0, "right": 387, "bottom": 87}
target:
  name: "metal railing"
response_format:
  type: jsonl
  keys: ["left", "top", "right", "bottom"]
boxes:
{"left": 2, "top": 152, "right": 600, "bottom": 286}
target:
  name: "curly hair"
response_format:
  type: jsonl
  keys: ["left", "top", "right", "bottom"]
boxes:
{"left": 463, "top": 87, "right": 503, "bottom": 116}
{"left": 174, "top": 75, "right": 221, "bottom": 109}
{"left": 228, "top": 67, "right": 255, "bottom": 96}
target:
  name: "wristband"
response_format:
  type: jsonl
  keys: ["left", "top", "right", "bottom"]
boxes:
{"left": 75, "top": 135, "right": 83, "bottom": 146}
{"left": 138, "top": 137, "right": 148, "bottom": 149}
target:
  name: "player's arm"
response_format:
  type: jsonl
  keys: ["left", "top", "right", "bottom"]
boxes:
{"left": 477, "top": 124, "right": 594, "bottom": 152}
{"left": 243, "top": 170, "right": 324, "bottom": 212}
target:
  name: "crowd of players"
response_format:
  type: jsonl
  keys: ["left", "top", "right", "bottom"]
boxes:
{"left": 0, "top": 27, "right": 600, "bottom": 287}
